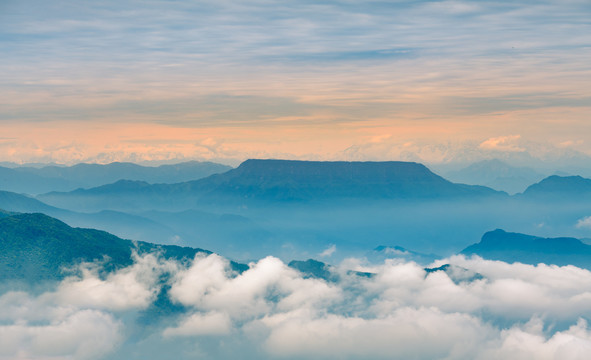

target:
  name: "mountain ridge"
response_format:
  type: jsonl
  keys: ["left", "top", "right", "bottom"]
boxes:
{"left": 0, "top": 161, "right": 232, "bottom": 194}
{"left": 0, "top": 211, "right": 247, "bottom": 282}
{"left": 461, "top": 229, "right": 591, "bottom": 268}
{"left": 36, "top": 159, "right": 508, "bottom": 212}
{"left": 521, "top": 175, "right": 591, "bottom": 200}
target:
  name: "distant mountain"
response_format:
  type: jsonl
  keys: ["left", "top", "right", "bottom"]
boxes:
{"left": 0, "top": 161, "right": 232, "bottom": 194}
{"left": 202, "top": 159, "right": 504, "bottom": 201}
{"left": 461, "top": 229, "right": 591, "bottom": 268}
{"left": 37, "top": 159, "right": 507, "bottom": 212}
{"left": 0, "top": 190, "right": 65, "bottom": 214}
{"left": 424, "top": 264, "right": 484, "bottom": 284}
{"left": 288, "top": 259, "right": 334, "bottom": 280}
{"left": 521, "top": 175, "right": 591, "bottom": 200}
{"left": 0, "top": 190, "right": 180, "bottom": 245}
{"left": 0, "top": 166, "right": 79, "bottom": 195}
{"left": 0, "top": 212, "right": 247, "bottom": 282}
{"left": 442, "top": 159, "right": 546, "bottom": 194}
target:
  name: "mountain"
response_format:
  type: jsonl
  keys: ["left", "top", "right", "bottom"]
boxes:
{"left": 442, "top": 159, "right": 546, "bottom": 194}
{"left": 0, "top": 161, "right": 232, "bottom": 194}
{"left": 37, "top": 159, "right": 507, "bottom": 212}
{"left": 0, "top": 212, "right": 247, "bottom": 282}
{"left": 200, "top": 159, "right": 505, "bottom": 201}
{"left": 0, "top": 190, "right": 65, "bottom": 214}
{"left": 521, "top": 175, "right": 591, "bottom": 200}
{"left": 424, "top": 264, "right": 484, "bottom": 284}
{"left": 461, "top": 229, "right": 591, "bottom": 268}
{"left": 0, "top": 166, "right": 79, "bottom": 195}
{"left": 0, "top": 190, "right": 181, "bottom": 245}
{"left": 288, "top": 259, "right": 334, "bottom": 280}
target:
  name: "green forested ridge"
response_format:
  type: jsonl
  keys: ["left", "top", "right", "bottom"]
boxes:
{"left": 0, "top": 211, "right": 246, "bottom": 282}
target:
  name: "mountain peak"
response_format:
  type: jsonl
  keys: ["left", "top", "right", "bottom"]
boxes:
{"left": 461, "top": 229, "right": 591, "bottom": 268}
{"left": 522, "top": 175, "right": 591, "bottom": 198}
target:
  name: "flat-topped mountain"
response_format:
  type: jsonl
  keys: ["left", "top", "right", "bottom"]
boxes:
{"left": 37, "top": 159, "right": 506, "bottom": 212}
{"left": 202, "top": 159, "right": 503, "bottom": 199}
{"left": 461, "top": 229, "right": 591, "bottom": 268}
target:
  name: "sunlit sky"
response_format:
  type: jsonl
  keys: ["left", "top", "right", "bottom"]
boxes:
{"left": 1, "top": 0, "right": 590, "bottom": 165}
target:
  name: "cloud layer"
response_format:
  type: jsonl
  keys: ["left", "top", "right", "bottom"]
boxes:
{"left": 3, "top": 252, "right": 591, "bottom": 359}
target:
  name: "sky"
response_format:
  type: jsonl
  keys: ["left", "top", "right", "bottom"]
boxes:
{"left": 1, "top": 0, "right": 590, "bottom": 165}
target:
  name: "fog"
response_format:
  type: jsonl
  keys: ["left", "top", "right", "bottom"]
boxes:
{"left": 3, "top": 252, "right": 591, "bottom": 359}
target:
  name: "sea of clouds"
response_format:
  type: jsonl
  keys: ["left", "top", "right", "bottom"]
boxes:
{"left": 2, "top": 252, "right": 591, "bottom": 359}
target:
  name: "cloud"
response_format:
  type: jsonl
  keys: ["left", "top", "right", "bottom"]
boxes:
{"left": 478, "top": 317, "right": 591, "bottom": 360}
{"left": 5, "top": 251, "right": 591, "bottom": 358}
{"left": 0, "top": 292, "right": 122, "bottom": 360}
{"left": 163, "top": 311, "right": 232, "bottom": 337}
{"left": 55, "top": 253, "right": 172, "bottom": 311}
{"left": 261, "top": 307, "right": 493, "bottom": 359}
{"left": 479, "top": 135, "right": 525, "bottom": 152}
{"left": 168, "top": 254, "right": 340, "bottom": 320}
{"left": 319, "top": 244, "right": 336, "bottom": 257}
{"left": 576, "top": 216, "right": 591, "bottom": 229}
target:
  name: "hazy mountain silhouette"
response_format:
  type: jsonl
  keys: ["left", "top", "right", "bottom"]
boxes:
{"left": 424, "top": 264, "right": 484, "bottom": 284}
{"left": 461, "top": 229, "right": 591, "bottom": 268}
{"left": 0, "top": 161, "right": 231, "bottom": 194}
{"left": 0, "top": 166, "right": 79, "bottom": 195}
{"left": 197, "top": 159, "right": 505, "bottom": 201}
{"left": 0, "top": 190, "right": 183, "bottom": 246}
{"left": 443, "top": 159, "right": 546, "bottom": 194}
{"left": 0, "top": 212, "right": 247, "bottom": 282}
{"left": 37, "top": 159, "right": 507, "bottom": 212}
{"left": 521, "top": 175, "right": 591, "bottom": 200}
{"left": 0, "top": 190, "right": 65, "bottom": 214}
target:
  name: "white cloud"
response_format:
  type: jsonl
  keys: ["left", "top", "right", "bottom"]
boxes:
{"left": 576, "top": 216, "right": 591, "bottom": 229}
{"left": 319, "top": 244, "right": 336, "bottom": 257}
{"left": 477, "top": 318, "right": 591, "bottom": 360}
{"left": 163, "top": 311, "right": 232, "bottom": 337}
{"left": 55, "top": 253, "right": 172, "bottom": 311}
{"left": 479, "top": 135, "right": 525, "bottom": 152}
{"left": 261, "top": 307, "right": 493, "bottom": 359}
{"left": 168, "top": 254, "right": 340, "bottom": 320}
{"left": 5, "top": 251, "right": 591, "bottom": 358}
{"left": 0, "top": 292, "right": 122, "bottom": 360}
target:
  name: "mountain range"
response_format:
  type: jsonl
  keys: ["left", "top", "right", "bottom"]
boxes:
{"left": 0, "top": 161, "right": 232, "bottom": 194}
{"left": 2, "top": 158, "right": 591, "bottom": 261}
{"left": 4, "top": 209, "right": 591, "bottom": 288}
{"left": 36, "top": 159, "right": 507, "bottom": 212}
